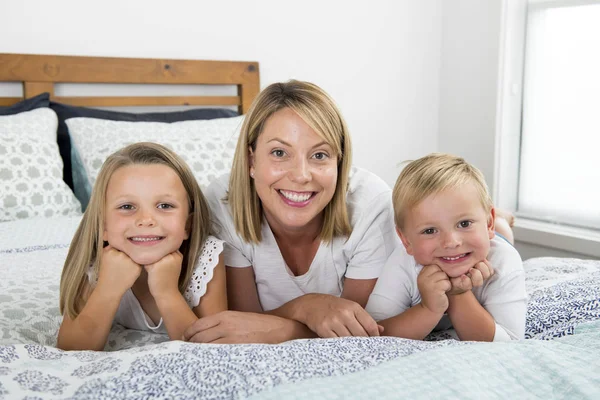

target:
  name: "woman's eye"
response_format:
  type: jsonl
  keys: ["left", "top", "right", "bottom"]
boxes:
{"left": 313, "top": 152, "right": 329, "bottom": 160}
{"left": 459, "top": 220, "right": 472, "bottom": 228}
{"left": 271, "top": 149, "right": 285, "bottom": 157}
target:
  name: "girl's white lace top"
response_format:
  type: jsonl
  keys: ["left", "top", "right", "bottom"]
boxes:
{"left": 87, "top": 236, "right": 224, "bottom": 333}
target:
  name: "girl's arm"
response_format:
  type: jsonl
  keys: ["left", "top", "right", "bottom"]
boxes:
{"left": 157, "top": 255, "right": 228, "bottom": 341}
{"left": 57, "top": 282, "right": 122, "bottom": 351}
{"left": 57, "top": 246, "right": 142, "bottom": 351}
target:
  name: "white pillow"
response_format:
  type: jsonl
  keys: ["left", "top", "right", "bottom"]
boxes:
{"left": 0, "top": 108, "right": 82, "bottom": 222}
{"left": 66, "top": 115, "right": 244, "bottom": 205}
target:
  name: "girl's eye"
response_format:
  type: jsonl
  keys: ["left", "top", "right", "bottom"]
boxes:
{"left": 459, "top": 220, "right": 472, "bottom": 228}
{"left": 312, "top": 152, "right": 329, "bottom": 160}
{"left": 118, "top": 204, "right": 134, "bottom": 210}
{"left": 157, "top": 203, "right": 174, "bottom": 210}
{"left": 271, "top": 149, "right": 285, "bottom": 157}
{"left": 422, "top": 228, "right": 436, "bottom": 235}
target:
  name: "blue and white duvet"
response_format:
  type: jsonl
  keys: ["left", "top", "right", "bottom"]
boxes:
{"left": 1, "top": 217, "right": 599, "bottom": 399}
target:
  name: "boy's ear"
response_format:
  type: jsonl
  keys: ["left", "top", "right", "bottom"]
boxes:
{"left": 487, "top": 207, "right": 496, "bottom": 240}
{"left": 396, "top": 226, "right": 414, "bottom": 256}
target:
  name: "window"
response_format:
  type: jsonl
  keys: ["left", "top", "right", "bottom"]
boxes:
{"left": 518, "top": 1, "right": 600, "bottom": 231}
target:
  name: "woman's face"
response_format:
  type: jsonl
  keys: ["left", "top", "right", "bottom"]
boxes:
{"left": 250, "top": 107, "right": 338, "bottom": 236}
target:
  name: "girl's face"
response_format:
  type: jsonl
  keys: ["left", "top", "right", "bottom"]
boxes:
{"left": 103, "top": 164, "right": 190, "bottom": 266}
{"left": 249, "top": 107, "right": 338, "bottom": 236}
{"left": 398, "top": 182, "right": 495, "bottom": 278}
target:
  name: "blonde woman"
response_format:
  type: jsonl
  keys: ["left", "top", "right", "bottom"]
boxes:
{"left": 58, "top": 142, "right": 227, "bottom": 350}
{"left": 183, "top": 80, "right": 401, "bottom": 343}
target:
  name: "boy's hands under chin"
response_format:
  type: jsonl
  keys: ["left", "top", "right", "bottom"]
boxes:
{"left": 145, "top": 251, "right": 184, "bottom": 299}
{"left": 98, "top": 245, "right": 143, "bottom": 296}
{"left": 447, "top": 259, "right": 494, "bottom": 295}
{"left": 417, "top": 265, "right": 452, "bottom": 314}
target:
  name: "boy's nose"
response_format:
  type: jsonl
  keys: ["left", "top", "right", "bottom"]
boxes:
{"left": 442, "top": 231, "right": 461, "bottom": 248}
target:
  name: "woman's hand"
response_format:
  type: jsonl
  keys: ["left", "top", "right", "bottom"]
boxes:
{"left": 289, "top": 294, "right": 382, "bottom": 338}
{"left": 145, "top": 251, "right": 184, "bottom": 300}
{"left": 98, "top": 245, "right": 142, "bottom": 296}
{"left": 182, "top": 311, "right": 298, "bottom": 344}
{"left": 447, "top": 260, "right": 495, "bottom": 295}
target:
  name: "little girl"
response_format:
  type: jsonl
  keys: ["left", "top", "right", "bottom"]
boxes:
{"left": 57, "top": 142, "right": 227, "bottom": 351}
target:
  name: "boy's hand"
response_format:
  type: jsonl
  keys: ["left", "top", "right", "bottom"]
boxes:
{"left": 447, "top": 260, "right": 494, "bottom": 295}
{"left": 417, "top": 265, "right": 451, "bottom": 314}
{"left": 98, "top": 245, "right": 142, "bottom": 296}
{"left": 145, "top": 251, "right": 184, "bottom": 300}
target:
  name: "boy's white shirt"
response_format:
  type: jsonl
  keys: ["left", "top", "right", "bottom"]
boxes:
{"left": 365, "top": 235, "right": 527, "bottom": 341}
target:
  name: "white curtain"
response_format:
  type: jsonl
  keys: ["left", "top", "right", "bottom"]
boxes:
{"left": 519, "top": 2, "right": 600, "bottom": 230}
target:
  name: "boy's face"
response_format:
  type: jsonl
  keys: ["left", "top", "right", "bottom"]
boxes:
{"left": 398, "top": 182, "right": 495, "bottom": 278}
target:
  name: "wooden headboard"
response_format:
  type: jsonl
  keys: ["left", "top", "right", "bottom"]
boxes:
{"left": 0, "top": 53, "right": 260, "bottom": 114}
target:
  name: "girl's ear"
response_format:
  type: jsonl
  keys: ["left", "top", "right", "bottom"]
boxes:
{"left": 184, "top": 213, "right": 193, "bottom": 240}
{"left": 396, "top": 226, "right": 414, "bottom": 256}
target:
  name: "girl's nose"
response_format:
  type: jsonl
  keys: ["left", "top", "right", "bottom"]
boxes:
{"left": 136, "top": 211, "right": 156, "bottom": 227}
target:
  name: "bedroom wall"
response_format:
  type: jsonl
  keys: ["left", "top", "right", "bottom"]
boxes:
{"left": 0, "top": 0, "right": 443, "bottom": 188}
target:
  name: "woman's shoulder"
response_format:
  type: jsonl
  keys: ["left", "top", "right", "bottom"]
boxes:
{"left": 347, "top": 166, "right": 391, "bottom": 200}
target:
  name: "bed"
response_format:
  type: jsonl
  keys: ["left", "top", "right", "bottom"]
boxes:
{"left": 1, "top": 53, "right": 600, "bottom": 399}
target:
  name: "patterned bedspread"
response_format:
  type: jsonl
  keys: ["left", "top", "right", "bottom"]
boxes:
{"left": 1, "top": 217, "right": 599, "bottom": 399}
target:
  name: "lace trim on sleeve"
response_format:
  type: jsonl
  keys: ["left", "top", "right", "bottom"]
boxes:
{"left": 184, "top": 236, "right": 224, "bottom": 308}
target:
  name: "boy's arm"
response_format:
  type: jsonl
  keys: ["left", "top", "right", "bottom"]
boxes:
{"left": 446, "top": 290, "right": 496, "bottom": 341}
{"left": 378, "top": 303, "right": 445, "bottom": 339}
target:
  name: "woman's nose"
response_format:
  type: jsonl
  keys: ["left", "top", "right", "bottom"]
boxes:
{"left": 289, "top": 158, "right": 311, "bottom": 183}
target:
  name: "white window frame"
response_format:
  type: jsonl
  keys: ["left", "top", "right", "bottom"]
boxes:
{"left": 495, "top": 0, "right": 600, "bottom": 258}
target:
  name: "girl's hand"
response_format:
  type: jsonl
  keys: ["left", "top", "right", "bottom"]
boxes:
{"left": 447, "top": 260, "right": 495, "bottom": 295}
{"left": 145, "top": 251, "right": 183, "bottom": 300}
{"left": 98, "top": 245, "right": 142, "bottom": 296}
{"left": 417, "top": 265, "right": 451, "bottom": 314}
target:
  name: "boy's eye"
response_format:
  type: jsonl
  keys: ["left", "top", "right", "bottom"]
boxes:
{"left": 422, "top": 228, "right": 436, "bottom": 235}
{"left": 271, "top": 149, "right": 285, "bottom": 157}
{"left": 459, "top": 220, "right": 472, "bottom": 228}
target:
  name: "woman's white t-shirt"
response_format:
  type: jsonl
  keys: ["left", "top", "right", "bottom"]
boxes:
{"left": 88, "top": 236, "right": 224, "bottom": 334}
{"left": 205, "top": 167, "right": 401, "bottom": 311}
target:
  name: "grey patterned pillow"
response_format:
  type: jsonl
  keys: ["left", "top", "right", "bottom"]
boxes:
{"left": 66, "top": 115, "right": 244, "bottom": 209}
{"left": 0, "top": 108, "right": 82, "bottom": 221}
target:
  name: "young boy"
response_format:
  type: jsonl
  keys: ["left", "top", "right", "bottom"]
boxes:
{"left": 366, "top": 153, "right": 526, "bottom": 342}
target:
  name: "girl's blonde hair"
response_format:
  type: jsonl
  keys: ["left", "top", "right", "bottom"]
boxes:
{"left": 228, "top": 79, "right": 353, "bottom": 243}
{"left": 59, "top": 142, "right": 210, "bottom": 319}
{"left": 393, "top": 153, "right": 493, "bottom": 230}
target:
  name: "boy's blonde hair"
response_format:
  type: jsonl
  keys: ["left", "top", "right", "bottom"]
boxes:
{"left": 228, "top": 79, "right": 353, "bottom": 243}
{"left": 59, "top": 142, "right": 210, "bottom": 319}
{"left": 393, "top": 153, "right": 493, "bottom": 229}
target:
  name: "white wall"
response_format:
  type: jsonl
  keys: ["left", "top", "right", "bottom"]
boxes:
{"left": 0, "top": 0, "right": 443, "bottom": 187}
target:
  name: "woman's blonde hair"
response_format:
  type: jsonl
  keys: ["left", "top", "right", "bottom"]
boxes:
{"left": 392, "top": 153, "right": 493, "bottom": 230}
{"left": 59, "top": 142, "right": 210, "bottom": 319}
{"left": 228, "top": 80, "right": 353, "bottom": 243}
